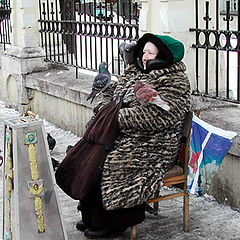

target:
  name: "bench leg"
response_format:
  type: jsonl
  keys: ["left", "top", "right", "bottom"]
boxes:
{"left": 154, "top": 190, "right": 159, "bottom": 213}
{"left": 154, "top": 201, "right": 159, "bottom": 213}
{"left": 131, "top": 225, "right": 137, "bottom": 240}
{"left": 183, "top": 192, "right": 189, "bottom": 232}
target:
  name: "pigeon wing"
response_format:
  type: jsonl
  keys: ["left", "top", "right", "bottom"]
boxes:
{"left": 93, "top": 74, "right": 109, "bottom": 91}
{"left": 150, "top": 94, "right": 170, "bottom": 111}
{"left": 86, "top": 73, "right": 110, "bottom": 103}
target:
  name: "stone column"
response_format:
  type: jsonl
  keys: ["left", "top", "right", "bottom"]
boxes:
{"left": 11, "top": 0, "right": 40, "bottom": 47}
{"left": 138, "top": 0, "right": 150, "bottom": 36}
{"left": 1, "top": 0, "right": 48, "bottom": 112}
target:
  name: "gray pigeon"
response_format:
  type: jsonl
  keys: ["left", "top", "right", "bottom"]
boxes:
{"left": 86, "top": 62, "right": 111, "bottom": 104}
{"left": 119, "top": 41, "right": 136, "bottom": 67}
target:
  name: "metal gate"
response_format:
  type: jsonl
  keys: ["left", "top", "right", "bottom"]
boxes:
{"left": 190, "top": 0, "right": 240, "bottom": 103}
{"left": 0, "top": 0, "right": 11, "bottom": 49}
{"left": 38, "top": 0, "right": 139, "bottom": 77}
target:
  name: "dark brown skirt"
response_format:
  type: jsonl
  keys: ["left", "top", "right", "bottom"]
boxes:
{"left": 81, "top": 186, "right": 145, "bottom": 230}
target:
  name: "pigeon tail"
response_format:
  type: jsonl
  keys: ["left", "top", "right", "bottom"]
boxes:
{"left": 86, "top": 90, "right": 98, "bottom": 103}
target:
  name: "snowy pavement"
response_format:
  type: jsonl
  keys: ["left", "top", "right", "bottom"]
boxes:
{"left": 1, "top": 101, "right": 240, "bottom": 240}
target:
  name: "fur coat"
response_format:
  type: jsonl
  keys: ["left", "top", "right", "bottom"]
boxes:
{"left": 96, "top": 61, "right": 191, "bottom": 210}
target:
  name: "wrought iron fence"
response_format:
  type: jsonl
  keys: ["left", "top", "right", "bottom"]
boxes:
{"left": 38, "top": 0, "right": 139, "bottom": 77}
{"left": 190, "top": 0, "right": 240, "bottom": 103}
{"left": 0, "top": 0, "right": 11, "bottom": 49}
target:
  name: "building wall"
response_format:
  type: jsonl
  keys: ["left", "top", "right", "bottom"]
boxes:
{"left": 209, "top": 154, "right": 240, "bottom": 209}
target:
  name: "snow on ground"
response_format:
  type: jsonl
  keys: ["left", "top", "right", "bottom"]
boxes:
{"left": 1, "top": 101, "right": 240, "bottom": 239}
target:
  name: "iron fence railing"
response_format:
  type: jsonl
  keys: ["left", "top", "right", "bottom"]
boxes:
{"left": 38, "top": 0, "right": 139, "bottom": 77}
{"left": 190, "top": 0, "right": 240, "bottom": 103}
{"left": 0, "top": 0, "right": 11, "bottom": 49}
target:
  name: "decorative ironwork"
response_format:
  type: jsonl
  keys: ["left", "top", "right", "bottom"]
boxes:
{"left": 0, "top": 0, "right": 11, "bottom": 49}
{"left": 190, "top": 0, "right": 240, "bottom": 103}
{"left": 38, "top": 0, "right": 139, "bottom": 76}
{"left": 24, "top": 130, "right": 45, "bottom": 233}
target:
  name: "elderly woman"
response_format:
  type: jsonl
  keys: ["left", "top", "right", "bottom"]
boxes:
{"left": 56, "top": 33, "right": 191, "bottom": 239}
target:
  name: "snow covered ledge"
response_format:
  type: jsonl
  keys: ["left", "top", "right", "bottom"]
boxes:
{"left": 23, "top": 66, "right": 119, "bottom": 136}
{"left": 24, "top": 67, "right": 97, "bottom": 136}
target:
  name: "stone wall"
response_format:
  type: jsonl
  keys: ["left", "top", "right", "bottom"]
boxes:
{"left": 25, "top": 68, "right": 95, "bottom": 136}
{"left": 199, "top": 106, "right": 240, "bottom": 210}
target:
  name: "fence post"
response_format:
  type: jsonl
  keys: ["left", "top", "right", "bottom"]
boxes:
{"left": 0, "top": 0, "right": 48, "bottom": 112}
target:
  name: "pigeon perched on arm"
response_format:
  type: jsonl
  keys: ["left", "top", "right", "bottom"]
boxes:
{"left": 119, "top": 41, "right": 136, "bottom": 67}
{"left": 134, "top": 80, "right": 170, "bottom": 111}
{"left": 86, "top": 62, "right": 111, "bottom": 104}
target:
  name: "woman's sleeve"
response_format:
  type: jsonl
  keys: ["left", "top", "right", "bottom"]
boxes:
{"left": 118, "top": 73, "right": 191, "bottom": 133}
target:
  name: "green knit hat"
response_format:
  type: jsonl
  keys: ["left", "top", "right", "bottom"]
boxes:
{"left": 133, "top": 33, "right": 184, "bottom": 72}
{"left": 155, "top": 35, "right": 184, "bottom": 63}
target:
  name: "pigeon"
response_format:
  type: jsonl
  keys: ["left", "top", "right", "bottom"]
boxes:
{"left": 66, "top": 145, "right": 73, "bottom": 155}
{"left": 47, "top": 133, "right": 56, "bottom": 151}
{"left": 119, "top": 41, "right": 136, "bottom": 67}
{"left": 51, "top": 158, "right": 60, "bottom": 171}
{"left": 86, "top": 62, "right": 111, "bottom": 104}
{"left": 133, "top": 80, "right": 170, "bottom": 111}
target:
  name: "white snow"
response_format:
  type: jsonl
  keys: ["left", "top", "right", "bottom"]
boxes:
{"left": 1, "top": 101, "right": 240, "bottom": 239}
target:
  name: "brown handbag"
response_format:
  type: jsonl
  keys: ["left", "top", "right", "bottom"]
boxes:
{"left": 55, "top": 100, "right": 123, "bottom": 201}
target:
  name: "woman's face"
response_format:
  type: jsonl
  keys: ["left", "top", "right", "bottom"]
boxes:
{"left": 142, "top": 42, "right": 159, "bottom": 69}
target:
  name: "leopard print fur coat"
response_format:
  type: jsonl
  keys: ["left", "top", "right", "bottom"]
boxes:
{"left": 95, "top": 61, "right": 191, "bottom": 210}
